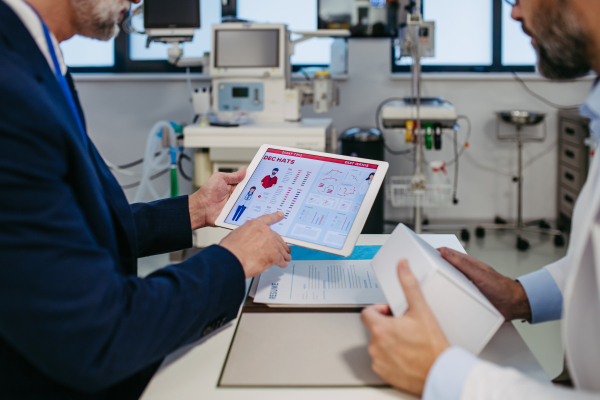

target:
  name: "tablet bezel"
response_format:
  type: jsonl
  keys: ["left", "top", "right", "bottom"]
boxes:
{"left": 214, "top": 144, "right": 389, "bottom": 257}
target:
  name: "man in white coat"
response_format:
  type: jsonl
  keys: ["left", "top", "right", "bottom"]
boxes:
{"left": 361, "top": 0, "right": 600, "bottom": 398}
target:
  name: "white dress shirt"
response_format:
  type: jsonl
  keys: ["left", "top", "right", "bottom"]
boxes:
{"left": 3, "top": 0, "right": 67, "bottom": 75}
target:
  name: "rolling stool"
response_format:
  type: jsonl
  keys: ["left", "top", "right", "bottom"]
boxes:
{"left": 476, "top": 111, "right": 565, "bottom": 251}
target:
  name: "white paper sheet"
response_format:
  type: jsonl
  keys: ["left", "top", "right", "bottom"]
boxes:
{"left": 254, "top": 260, "right": 387, "bottom": 305}
{"left": 252, "top": 234, "right": 467, "bottom": 305}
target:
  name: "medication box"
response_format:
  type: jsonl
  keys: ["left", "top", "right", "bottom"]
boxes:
{"left": 370, "top": 224, "right": 504, "bottom": 355}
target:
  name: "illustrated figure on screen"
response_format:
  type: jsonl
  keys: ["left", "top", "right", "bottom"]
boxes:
{"left": 359, "top": 172, "right": 375, "bottom": 195}
{"left": 261, "top": 168, "right": 279, "bottom": 189}
{"left": 232, "top": 187, "right": 256, "bottom": 222}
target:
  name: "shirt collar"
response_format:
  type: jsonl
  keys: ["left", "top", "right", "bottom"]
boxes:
{"left": 579, "top": 78, "right": 600, "bottom": 142}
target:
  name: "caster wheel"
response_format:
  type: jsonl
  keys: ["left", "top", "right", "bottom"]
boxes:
{"left": 494, "top": 216, "right": 507, "bottom": 225}
{"left": 554, "top": 235, "right": 565, "bottom": 247}
{"left": 517, "top": 236, "right": 530, "bottom": 251}
{"left": 423, "top": 218, "right": 430, "bottom": 225}
{"left": 461, "top": 229, "right": 470, "bottom": 241}
{"left": 557, "top": 221, "right": 567, "bottom": 231}
{"left": 475, "top": 226, "right": 485, "bottom": 238}
{"left": 538, "top": 220, "right": 551, "bottom": 229}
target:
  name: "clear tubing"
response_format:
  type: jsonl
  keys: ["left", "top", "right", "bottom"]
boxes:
{"left": 133, "top": 121, "right": 178, "bottom": 203}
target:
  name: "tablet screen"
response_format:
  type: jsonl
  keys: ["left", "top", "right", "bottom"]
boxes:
{"left": 224, "top": 149, "right": 379, "bottom": 249}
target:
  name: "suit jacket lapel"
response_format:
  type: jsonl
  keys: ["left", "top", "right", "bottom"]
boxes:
{"left": 1, "top": 2, "right": 139, "bottom": 274}
{"left": 66, "top": 71, "right": 88, "bottom": 134}
{"left": 0, "top": 2, "right": 87, "bottom": 152}
{"left": 64, "top": 74, "right": 140, "bottom": 273}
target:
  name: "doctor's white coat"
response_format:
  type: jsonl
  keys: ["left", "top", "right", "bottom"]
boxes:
{"left": 460, "top": 152, "right": 600, "bottom": 399}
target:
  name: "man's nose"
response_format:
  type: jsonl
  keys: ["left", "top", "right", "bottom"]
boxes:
{"left": 511, "top": 3, "right": 524, "bottom": 23}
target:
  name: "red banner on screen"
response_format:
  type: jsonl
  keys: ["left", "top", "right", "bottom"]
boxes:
{"left": 265, "top": 149, "right": 379, "bottom": 169}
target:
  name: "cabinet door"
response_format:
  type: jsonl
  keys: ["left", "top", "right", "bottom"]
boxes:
{"left": 559, "top": 164, "right": 583, "bottom": 192}
{"left": 560, "top": 142, "right": 584, "bottom": 169}
{"left": 559, "top": 186, "right": 577, "bottom": 217}
{"left": 560, "top": 120, "right": 586, "bottom": 145}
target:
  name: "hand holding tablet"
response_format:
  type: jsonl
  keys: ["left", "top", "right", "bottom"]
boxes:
{"left": 215, "top": 145, "right": 389, "bottom": 256}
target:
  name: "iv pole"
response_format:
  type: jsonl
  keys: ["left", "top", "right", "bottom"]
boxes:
{"left": 410, "top": 0, "right": 425, "bottom": 233}
{"left": 398, "top": 2, "right": 468, "bottom": 237}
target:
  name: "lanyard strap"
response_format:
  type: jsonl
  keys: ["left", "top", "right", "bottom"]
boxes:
{"left": 33, "top": 9, "right": 88, "bottom": 149}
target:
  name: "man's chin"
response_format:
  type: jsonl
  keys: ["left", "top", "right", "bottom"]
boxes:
{"left": 83, "top": 24, "right": 120, "bottom": 41}
{"left": 537, "top": 60, "right": 591, "bottom": 80}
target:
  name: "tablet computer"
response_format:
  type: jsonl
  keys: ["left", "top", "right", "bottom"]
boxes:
{"left": 215, "top": 144, "right": 389, "bottom": 257}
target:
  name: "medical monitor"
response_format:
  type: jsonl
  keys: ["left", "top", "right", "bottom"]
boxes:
{"left": 214, "top": 30, "right": 280, "bottom": 68}
{"left": 144, "top": 0, "right": 200, "bottom": 29}
{"left": 210, "top": 23, "right": 287, "bottom": 79}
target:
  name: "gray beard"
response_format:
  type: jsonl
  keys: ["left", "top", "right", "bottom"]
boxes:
{"left": 533, "top": 2, "right": 592, "bottom": 80}
{"left": 92, "top": 19, "right": 120, "bottom": 41}
{"left": 70, "top": 0, "right": 122, "bottom": 41}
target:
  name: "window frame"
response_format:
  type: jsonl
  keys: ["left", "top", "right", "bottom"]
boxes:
{"left": 68, "top": 0, "right": 534, "bottom": 73}
{"left": 391, "top": 0, "right": 534, "bottom": 73}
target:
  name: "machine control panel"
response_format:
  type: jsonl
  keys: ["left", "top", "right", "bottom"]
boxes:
{"left": 218, "top": 82, "right": 264, "bottom": 112}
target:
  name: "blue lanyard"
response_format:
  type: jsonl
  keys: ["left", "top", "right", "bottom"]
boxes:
{"left": 33, "top": 10, "right": 88, "bottom": 149}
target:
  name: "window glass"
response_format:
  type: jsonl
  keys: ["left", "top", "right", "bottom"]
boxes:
{"left": 67, "top": 0, "right": 536, "bottom": 72}
{"left": 501, "top": 2, "right": 536, "bottom": 65}
{"left": 396, "top": 0, "right": 492, "bottom": 66}
{"left": 60, "top": 36, "right": 115, "bottom": 67}
{"left": 237, "top": 0, "right": 332, "bottom": 65}
{"left": 129, "top": 0, "right": 220, "bottom": 60}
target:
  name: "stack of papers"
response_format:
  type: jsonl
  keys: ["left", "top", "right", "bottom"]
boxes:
{"left": 254, "top": 259, "right": 386, "bottom": 307}
{"left": 253, "top": 236, "right": 466, "bottom": 308}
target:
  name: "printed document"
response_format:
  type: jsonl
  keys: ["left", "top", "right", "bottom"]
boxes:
{"left": 252, "top": 235, "right": 466, "bottom": 306}
{"left": 254, "top": 260, "right": 387, "bottom": 306}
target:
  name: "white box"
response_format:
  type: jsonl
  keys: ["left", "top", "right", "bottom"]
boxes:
{"left": 370, "top": 224, "right": 504, "bottom": 355}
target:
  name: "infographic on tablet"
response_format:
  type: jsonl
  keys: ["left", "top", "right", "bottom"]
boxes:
{"left": 224, "top": 148, "right": 380, "bottom": 250}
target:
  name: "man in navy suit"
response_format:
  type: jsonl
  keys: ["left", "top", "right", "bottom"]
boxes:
{"left": 0, "top": 0, "right": 292, "bottom": 398}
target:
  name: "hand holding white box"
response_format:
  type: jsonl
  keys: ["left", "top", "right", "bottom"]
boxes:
{"left": 370, "top": 224, "right": 504, "bottom": 355}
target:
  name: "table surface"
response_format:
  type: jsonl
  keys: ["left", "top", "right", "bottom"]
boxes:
{"left": 183, "top": 118, "right": 333, "bottom": 150}
{"left": 140, "top": 234, "right": 547, "bottom": 400}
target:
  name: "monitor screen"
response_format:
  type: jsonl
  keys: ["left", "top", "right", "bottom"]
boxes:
{"left": 225, "top": 149, "right": 378, "bottom": 250}
{"left": 232, "top": 87, "right": 249, "bottom": 98}
{"left": 214, "top": 29, "right": 280, "bottom": 68}
{"left": 144, "top": 0, "right": 200, "bottom": 29}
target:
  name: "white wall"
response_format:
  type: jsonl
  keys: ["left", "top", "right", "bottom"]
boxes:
{"left": 74, "top": 38, "right": 593, "bottom": 223}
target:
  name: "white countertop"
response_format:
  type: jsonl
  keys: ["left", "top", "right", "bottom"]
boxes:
{"left": 140, "top": 234, "right": 547, "bottom": 400}
{"left": 183, "top": 118, "right": 332, "bottom": 150}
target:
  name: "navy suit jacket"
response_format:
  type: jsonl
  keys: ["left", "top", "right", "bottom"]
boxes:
{"left": 0, "top": 3, "right": 245, "bottom": 398}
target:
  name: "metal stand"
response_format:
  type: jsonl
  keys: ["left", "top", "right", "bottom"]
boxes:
{"left": 476, "top": 112, "right": 565, "bottom": 251}
{"left": 404, "top": 21, "right": 467, "bottom": 239}
{"left": 412, "top": 43, "right": 424, "bottom": 234}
